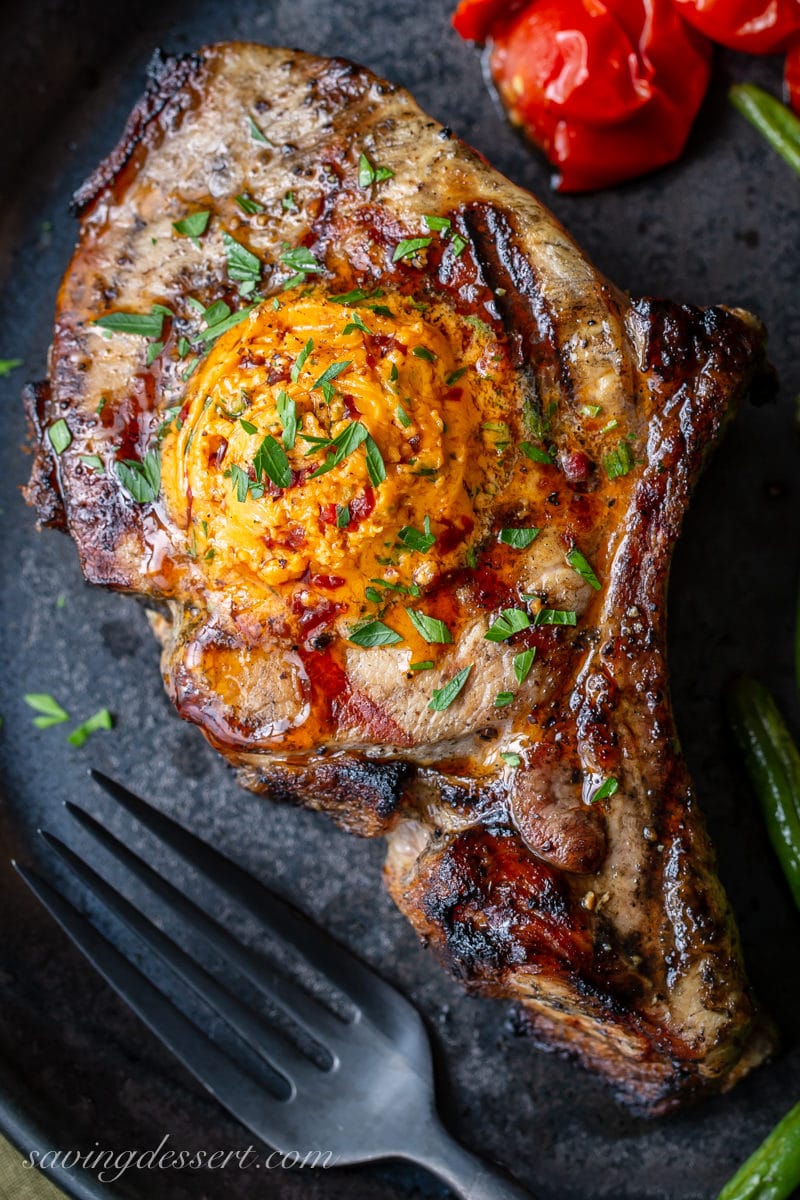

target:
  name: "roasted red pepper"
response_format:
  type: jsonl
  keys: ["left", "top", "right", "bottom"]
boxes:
{"left": 671, "top": 0, "right": 800, "bottom": 54}
{"left": 453, "top": 0, "right": 712, "bottom": 191}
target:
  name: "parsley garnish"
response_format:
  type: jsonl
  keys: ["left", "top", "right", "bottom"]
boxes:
{"left": 0, "top": 358, "right": 22, "bottom": 377}
{"left": 445, "top": 367, "right": 467, "bottom": 386}
{"left": 581, "top": 404, "right": 602, "bottom": 418}
{"left": 248, "top": 115, "right": 270, "bottom": 144}
{"left": 520, "top": 442, "right": 553, "bottom": 466}
{"left": 423, "top": 215, "right": 451, "bottom": 232}
{"left": 604, "top": 441, "right": 635, "bottom": 479}
{"left": 312, "top": 360, "right": 352, "bottom": 402}
{"left": 428, "top": 664, "right": 472, "bottom": 712}
{"left": 342, "top": 311, "right": 371, "bottom": 336}
{"left": 396, "top": 403, "right": 411, "bottom": 428}
{"left": 308, "top": 422, "right": 368, "bottom": 478}
{"left": 281, "top": 245, "right": 324, "bottom": 288}
{"left": 358, "top": 153, "right": 394, "bottom": 187}
{"left": 67, "top": 708, "right": 113, "bottom": 747}
{"left": 513, "top": 648, "right": 536, "bottom": 685}
{"left": 222, "top": 232, "right": 262, "bottom": 292}
{"left": 48, "top": 419, "right": 71, "bottom": 455}
{"left": 336, "top": 504, "right": 350, "bottom": 528}
{"left": 330, "top": 288, "right": 384, "bottom": 305}
{"left": 24, "top": 693, "right": 69, "bottom": 728}
{"left": 116, "top": 449, "right": 161, "bottom": 503}
{"left": 593, "top": 777, "right": 619, "bottom": 802}
{"left": 225, "top": 463, "right": 261, "bottom": 502}
{"left": 348, "top": 620, "right": 403, "bottom": 647}
{"left": 365, "top": 436, "right": 386, "bottom": 486}
{"left": 410, "top": 660, "right": 434, "bottom": 671}
{"left": 533, "top": 609, "right": 577, "bottom": 626}
{"left": 412, "top": 346, "right": 436, "bottom": 362}
{"left": 80, "top": 454, "right": 104, "bottom": 473}
{"left": 276, "top": 390, "right": 297, "bottom": 449}
{"left": 398, "top": 516, "right": 435, "bottom": 553}
{"left": 494, "top": 692, "right": 515, "bottom": 707}
{"left": 485, "top": 608, "right": 530, "bottom": 642}
{"left": 501, "top": 751, "right": 521, "bottom": 767}
{"left": 291, "top": 338, "right": 314, "bottom": 383}
{"left": 254, "top": 435, "right": 291, "bottom": 489}
{"left": 198, "top": 304, "right": 258, "bottom": 343}
{"left": 282, "top": 191, "right": 298, "bottom": 210}
{"left": 94, "top": 309, "right": 165, "bottom": 339}
{"left": 566, "top": 548, "right": 601, "bottom": 590}
{"left": 392, "top": 237, "right": 432, "bottom": 263}
{"left": 235, "top": 193, "right": 265, "bottom": 215}
{"left": 499, "top": 527, "right": 539, "bottom": 549}
{"left": 172, "top": 210, "right": 210, "bottom": 242}
{"left": 406, "top": 610, "right": 452, "bottom": 644}
{"left": 240, "top": 418, "right": 258, "bottom": 435}
{"left": 450, "top": 233, "right": 467, "bottom": 256}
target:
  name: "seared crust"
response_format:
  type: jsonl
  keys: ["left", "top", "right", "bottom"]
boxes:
{"left": 25, "top": 42, "right": 774, "bottom": 1113}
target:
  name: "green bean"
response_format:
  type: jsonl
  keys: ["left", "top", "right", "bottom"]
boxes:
{"left": 727, "top": 676, "right": 800, "bottom": 911}
{"left": 729, "top": 84, "right": 800, "bottom": 177}
{"left": 717, "top": 1100, "right": 800, "bottom": 1200}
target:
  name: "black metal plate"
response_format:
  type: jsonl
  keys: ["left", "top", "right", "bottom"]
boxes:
{"left": 0, "top": 3, "right": 798, "bottom": 1198}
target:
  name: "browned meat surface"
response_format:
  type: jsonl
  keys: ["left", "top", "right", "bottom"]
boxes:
{"left": 24, "top": 42, "right": 774, "bottom": 1113}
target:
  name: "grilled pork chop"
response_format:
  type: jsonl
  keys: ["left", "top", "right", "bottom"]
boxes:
{"left": 25, "top": 42, "right": 774, "bottom": 1113}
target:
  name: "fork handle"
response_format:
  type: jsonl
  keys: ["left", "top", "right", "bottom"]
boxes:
{"left": 407, "top": 1118, "right": 533, "bottom": 1199}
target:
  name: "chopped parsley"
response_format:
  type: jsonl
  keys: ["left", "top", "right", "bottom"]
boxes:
{"left": 198, "top": 304, "right": 258, "bottom": 343}
{"left": 485, "top": 608, "right": 530, "bottom": 642}
{"left": 239, "top": 418, "right": 258, "bottom": 435}
{"left": 494, "top": 692, "right": 515, "bottom": 707}
{"left": 604, "top": 441, "right": 635, "bottom": 479}
{"left": 412, "top": 346, "right": 436, "bottom": 362}
{"left": 348, "top": 620, "right": 403, "bottom": 648}
{"left": 235, "top": 193, "right": 265, "bottom": 215}
{"left": 94, "top": 309, "right": 165, "bottom": 339}
{"left": 428, "top": 664, "right": 472, "bottom": 712}
{"left": 358, "top": 152, "right": 394, "bottom": 187}
{"left": 282, "top": 191, "right": 298, "bottom": 210}
{"left": 342, "top": 311, "right": 372, "bottom": 336}
{"left": 600, "top": 419, "right": 619, "bottom": 434}
{"left": 409, "top": 660, "right": 434, "bottom": 671}
{"left": 499, "top": 527, "right": 539, "bottom": 549}
{"left": 365, "top": 435, "right": 386, "bottom": 486}
{"left": 67, "top": 708, "right": 113, "bottom": 748}
{"left": 581, "top": 404, "right": 602, "bottom": 418}
{"left": 25, "top": 693, "right": 69, "bottom": 728}
{"left": 423, "top": 214, "right": 451, "bottom": 232}
{"left": 501, "top": 751, "right": 521, "bottom": 767}
{"left": 450, "top": 233, "right": 467, "bottom": 256}
{"left": 533, "top": 609, "right": 577, "bottom": 626}
{"left": 520, "top": 441, "right": 553, "bottom": 466}
{"left": 254, "top": 435, "right": 292, "bottom": 489}
{"left": 593, "top": 777, "right": 619, "bottom": 802}
{"left": 172, "top": 210, "right": 210, "bottom": 242}
{"left": 396, "top": 403, "right": 411, "bottom": 428}
{"left": 308, "top": 422, "right": 368, "bottom": 478}
{"left": 80, "top": 454, "right": 104, "bottom": 473}
{"left": 291, "top": 338, "right": 314, "bottom": 383}
{"left": 445, "top": 367, "right": 467, "bottom": 386}
{"left": 248, "top": 115, "right": 270, "bottom": 144}
{"left": 330, "top": 288, "right": 384, "bottom": 306}
{"left": 336, "top": 504, "right": 351, "bottom": 528}
{"left": 276, "top": 390, "right": 297, "bottom": 450}
{"left": 48, "top": 419, "right": 72, "bottom": 455}
{"left": 312, "top": 359, "right": 352, "bottom": 402}
{"left": 116, "top": 449, "right": 161, "bottom": 503}
{"left": 566, "top": 548, "right": 601, "bottom": 590}
{"left": 222, "top": 231, "right": 261, "bottom": 292}
{"left": 225, "top": 463, "right": 262, "bottom": 503}
{"left": 406, "top": 610, "right": 453, "bottom": 644}
{"left": 398, "top": 515, "right": 435, "bottom": 554}
{"left": 0, "top": 358, "right": 23, "bottom": 377}
{"left": 392, "top": 237, "right": 432, "bottom": 263}
{"left": 281, "top": 245, "right": 324, "bottom": 288}
{"left": 513, "top": 648, "right": 536, "bottom": 685}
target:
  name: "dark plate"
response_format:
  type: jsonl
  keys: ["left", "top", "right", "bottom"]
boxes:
{"left": 0, "top": 3, "right": 798, "bottom": 1198}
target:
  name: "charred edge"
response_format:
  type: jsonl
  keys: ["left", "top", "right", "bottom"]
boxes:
{"left": 70, "top": 49, "right": 204, "bottom": 216}
{"left": 244, "top": 757, "right": 412, "bottom": 837}
{"left": 307, "top": 56, "right": 378, "bottom": 111}
{"left": 21, "top": 381, "right": 66, "bottom": 531}
{"left": 630, "top": 298, "right": 766, "bottom": 387}
{"left": 460, "top": 202, "right": 571, "bottom": 404}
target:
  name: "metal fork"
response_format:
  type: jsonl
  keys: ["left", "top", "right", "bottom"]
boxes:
{"left": 13, "top": 771, "right": 531, "bottom": 1199}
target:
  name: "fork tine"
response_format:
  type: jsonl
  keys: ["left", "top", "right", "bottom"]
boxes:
{"left": 11, "top": 861, "right": 298, "bottom": 1151}
{"left": 89, "top": 771, "right": 415, "bottom": 1036}
{"left": 39, "top": 829, "right": 326, "bottom": 1092}
{"left": 65, "top": 801, "right": 348, "bottom": 1047}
